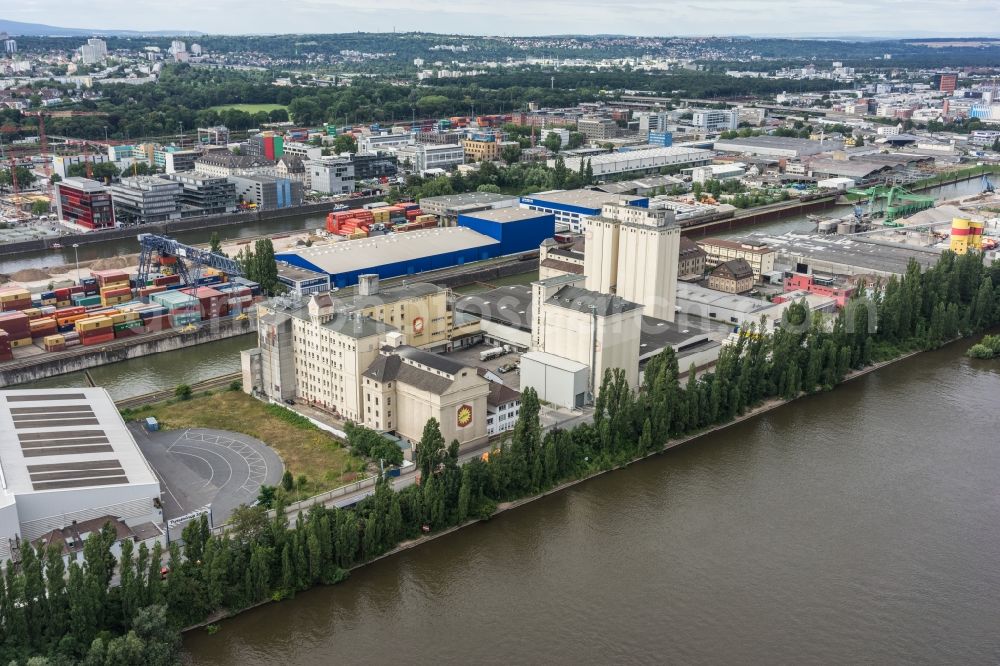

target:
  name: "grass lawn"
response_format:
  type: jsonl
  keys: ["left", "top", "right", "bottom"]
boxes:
{"left": 207, "top": 103, "right": 288, "bottom": 114}
{"left": 127, "top": 391, "right": 365, "bottom": 496}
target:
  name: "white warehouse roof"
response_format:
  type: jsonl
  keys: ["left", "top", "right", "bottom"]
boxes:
{"left": 276, "top": 227, "right": 498, "bottom": 275}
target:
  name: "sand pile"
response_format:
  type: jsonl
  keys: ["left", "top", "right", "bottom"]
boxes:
{"left": 8, "top": 268, "right": 51, "bottom": 282}
{"left": 89, "top": 255, "right": 136, "bottom": 271}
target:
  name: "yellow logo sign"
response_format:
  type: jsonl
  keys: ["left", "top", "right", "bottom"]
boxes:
{"left": 413, "top": 316, "right": 425, "bottom": 335}
{"left": 457, "top": 404, "right": 473, "bottom": 428}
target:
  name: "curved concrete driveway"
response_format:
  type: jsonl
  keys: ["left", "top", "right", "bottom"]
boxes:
{"left": 132, "top": 426, "right": 284, "bottom": 525}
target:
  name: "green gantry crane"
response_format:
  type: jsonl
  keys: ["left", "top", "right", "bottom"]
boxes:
{"left": 848, "top": 184, "right": 935, "bottom": 226}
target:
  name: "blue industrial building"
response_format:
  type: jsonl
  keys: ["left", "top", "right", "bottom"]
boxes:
{"left": 519, "top": 189, "right": 649, "bottom": 232}
{"left": 457, "top": 207, "right": 555, "bottom": 256}
{"left": 275, "top": 227, "right": 502, "bottom": 289}
{"left": 648, "top": 130, "right": 673, "bottom": 147}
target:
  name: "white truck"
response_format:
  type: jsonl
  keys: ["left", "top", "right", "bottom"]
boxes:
{"left": 479, "top": 345, "right": 510, "bottom": 362}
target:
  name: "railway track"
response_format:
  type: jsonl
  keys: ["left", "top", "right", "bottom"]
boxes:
{"left": 115, "top": 372, "right": 242, "bottom": 411}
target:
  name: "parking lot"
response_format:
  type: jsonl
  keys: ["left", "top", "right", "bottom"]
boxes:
{"left": 130, "top": 425, "right": 284, "bottom": 525}
{"left": 444, "top": 343, "right": 523, "bottom": 389}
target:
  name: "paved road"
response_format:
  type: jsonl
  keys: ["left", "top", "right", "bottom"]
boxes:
{"left": 131, "top": 425, "right": 284, "bottom": 525}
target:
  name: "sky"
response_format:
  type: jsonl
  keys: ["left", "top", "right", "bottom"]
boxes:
{"left": 5, "top": 0, "right": 1000, "bottom": 37}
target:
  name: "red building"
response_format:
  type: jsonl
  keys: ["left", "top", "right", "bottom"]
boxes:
{"left": 54, "top": 177, "right": 115, "bottom": 229}
{"left": 937, "top": 73, "right": 958, "bottom": 94}
{"left": 780, "top": 273, "right": 855, "bottom": 308}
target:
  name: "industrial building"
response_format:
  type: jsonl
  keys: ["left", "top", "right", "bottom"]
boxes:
{"left": 457, "top": 207, "right": 556, "bottom": 256}
{"left": 675, "top": 282, "right": 836, "bottom": 331}
{"left": 583, "top": 202, "right": 680, "bottom": 321}
{"left": 530, "top": 274, "right": 644, "bottom": 392}
{"left": 539, "top": 237, "right": 585, "bottom": 280}
{"left": 712, "top": 136, "right": 840, "bottom": 159}
{"left": 555, "top": 146, "right": 713, "bottom": 179}
{"left": 698, "top": 237, "right": 776, "bottom": 280}
{"left": 519, "top": 351, "right": 589, "bottom": 410}
{"left": 361, "top": 340, "right": 490, "bottom": 449}
{"left": 520, "top": 189, "right": 650, "bottom": 233}
{"left": 275, "top": 227, "right": 500, "bottom": 288}
{"left": 109, "top": 176, "right": 184, "bottom": 224}
{"left": 160, "top": 172, "right": 237, "bottom": 215}
{"left": 417, "top": 191, "right": 517, "bottom": 223}
{"left": 275, "top": 262, "right": 331, "bottom": 297}
{"left": 0, "top": 389, "right": 163, "bottom": 562}
{"left": 454, "top": 284, "right": 534, "bottom": 351}
{"left": 229, "top": 174, "right": 303, "bottom": 210}
{"left": 751, "top": 232, "right": 943, "bottom": 278}
{"left": 54, "top": 177, "right": 115, "bottom": 229}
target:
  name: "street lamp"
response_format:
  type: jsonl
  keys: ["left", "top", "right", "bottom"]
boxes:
{"left": 72, "top": 243, "right": 80, "bottom": 285}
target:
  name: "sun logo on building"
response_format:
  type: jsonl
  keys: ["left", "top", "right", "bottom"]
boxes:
{"left": 413, "top": 316, "right": 425, "bottom": 335}
{"left": 457, "top": 404, "right": 473, "bottom": 428}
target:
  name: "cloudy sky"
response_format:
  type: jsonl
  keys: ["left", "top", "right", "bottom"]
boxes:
{"left": 6, "top": 0, "right": 1000, "bottom": 36}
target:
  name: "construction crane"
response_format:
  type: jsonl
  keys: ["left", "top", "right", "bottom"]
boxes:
{"left": 848, "top": 183, "right": 935, "bottom": 227}
{"left": 136, "top": 233, "right": 243, "bottom": 288}
{"left": 23, "top": 112, "right": 52, "bottom": 201}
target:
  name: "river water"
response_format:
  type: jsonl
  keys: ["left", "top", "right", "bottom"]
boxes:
{"left": 1, "top": 178, "right": 987, "bottom": 276}
{"left": 183, "top": 340, "right": 1000, "bottom": 665}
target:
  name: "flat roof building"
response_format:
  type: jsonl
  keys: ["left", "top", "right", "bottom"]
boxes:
{"left": 555, "top": 146, "right": 713, "bottom": 178}
{"left": 457, "top": 207, "right": 556, "bottom": 256}
{"left": 0, "top": 388, "right": 162, "bottom": 562}
{"left": 519, "top": 189, "right": 649, "bottom": 233}
{"left": 418, "top": 191, "right": 518, "bottom": 221}
{"left": 712, "top": 136, "right": 841, "bottom": 159}
{"left": 53, "top": 177, "right": 115, "bottom": 230}
{"left": 109, "top": 176, "right": 183, "bottom": 224}
{"left": 276, "top": 227, "right": 500, "bottom": 288}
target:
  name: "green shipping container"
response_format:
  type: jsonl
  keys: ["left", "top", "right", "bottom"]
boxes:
{"left": 114, "top": 321, "right": 143, "bottom": 331}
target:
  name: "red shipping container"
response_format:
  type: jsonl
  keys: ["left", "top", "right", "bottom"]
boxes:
{"left": 0, "top": 312, "right": 30, "bottom": 336}
{"left": 80, "top": 331, "right": 115, "bottom": 346}
{"left": 2, "top": 298, "right": 32, "bottom": 312}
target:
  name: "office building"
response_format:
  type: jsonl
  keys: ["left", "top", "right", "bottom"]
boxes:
{"left": 698, "top": 237, "right": 775, "bottom": 280}
{"left": 109, "top": 176, "right": 183, "bottom": 224}
{"left": 229, "top": 175, "right": 303, "bottom": 210}
{"left": 519, "top": 189, "right": 649, "bottom": 233}
{"left": 636, "top": 111, "right": 669, "bottom": 133}
{"left": 541, "top": 128, "right": 570, "bottom": 148}
{"left": 358, "top": 132, "right": 415, "bottom": 155}
{"left": 583, "top": 202, "right": 680, "bottom": 321}
{"left": 0, "top": 389, "right": 162, "bottom": 562}
{"left": 160, "top": 172, "right": 237, "bottom": 215}
{"left": 395, "top": 143, "right": 464, "bottom": 172}
{"left": 52, "top": 154, "right": 111, "bottom": 179}
{"left": 54, "top": 177, "right": 115, "bottom": 229}
{"left": 577, "top": 116, "right": 618, "bottom": 141}
{"left": 275, "top": 263, "right": 331, "bottom": 297}
{"left": 691, "top": 109, "right": 739, "bottom": 132}
{"left": 306, "top": 156, "right": 355, "bottom": 195}
{"left": 648, "top": 130, "right": 674, "bottom": 147}
{"left": 935, "top": 73, "right": 958, "bottom": 94}
{"left": 245, "top": 133, "right": 285, "bottom": 161}
{"left": 351, "top": 153, "right": 399, "bottom": 181}
{"left": 708, "top": 259, "right": 755, "bottom": 294}
{"left": 153, "top": 147, "right": 200, "bottom": 174}
{"left": 461, "top": 135, "right": 519, "bottom": 162}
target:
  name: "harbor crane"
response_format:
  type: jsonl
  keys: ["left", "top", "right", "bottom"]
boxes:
{"left": 136, "top": 233, "right": 243, "bottom": 288}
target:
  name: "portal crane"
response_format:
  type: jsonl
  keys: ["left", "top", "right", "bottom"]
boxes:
{"left": 136, "top": 233, "right": 243, "bottom": 288}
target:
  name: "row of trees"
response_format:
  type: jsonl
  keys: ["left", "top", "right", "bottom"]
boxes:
{"left": 235, "top": 238, "right": 281, "bottom": 296}
{"left": 1, "top": 250, "right": 996, "bottom": 664}
{"left": 401, "top": 155, "right": 594, "bottom": 200}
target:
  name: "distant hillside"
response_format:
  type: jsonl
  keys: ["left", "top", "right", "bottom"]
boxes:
{"left": 0, "top": 18, "right": 201, "bottom": 37}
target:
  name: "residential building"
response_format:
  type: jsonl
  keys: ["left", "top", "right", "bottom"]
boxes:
{"left": 519, "top": 189, "right": 649, "bottom": 233}
{"left": 54, "top": 177, "right": 115, "bottom": 229}
{"left": 396, "top": 143, "right": 464, "bottom": 172}
{"left": 3, "top": 38, "right": 16, "bottom": 55}
{"left": 485, "top": 382, "right": 521, "bottom": 437}
{"left": 677, "top": 236, "right": 707, "bottom": 278}
{"left": 109, "top": 176, "right": 183, "bottom": 224}
{"left": 698, "top": 237, "right": 776, "bottom": 280}
{"left": 78, "top": 38, "right": 107, "bottom": 65}
{"left": 577, "top": 116, "right": 618, "bottom": 141}
{"left": 229, "top": 175, "right": 303, "bottom": 210}
{"left": 691, "top": 109, "right": 739, "bottom": 132}
{"left": 461, "top": 135, "right": 519, "bottom": 162}
{"left": 361, "top": 339, "right": 490, "bottom": 449}
{"left": 306, "top": 156, "right": 355, "bottom": 195}
{"left": 160, "top": 172, "right": 237, "bottom": 215}
{"left": 583, "top": 202, "right": 680, "bottom": 321}
{"left": 0, "top": 388, "right": 163, "bottom": 562}
{"left": 708, "top": 259, "right": 755, "bottom": 294}
{"left": 194, "top": 152, "right": 275, "bottom": 178}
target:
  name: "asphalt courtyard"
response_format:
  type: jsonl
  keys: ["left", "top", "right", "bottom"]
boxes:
{"left": 130, "top": 426, "right": 284, "bottom": 525}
